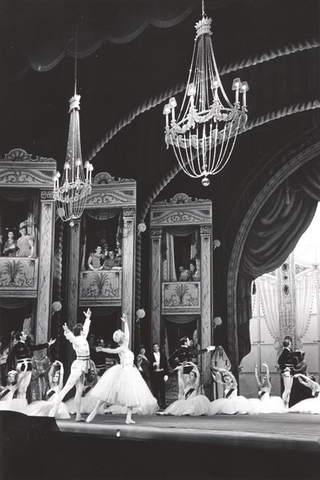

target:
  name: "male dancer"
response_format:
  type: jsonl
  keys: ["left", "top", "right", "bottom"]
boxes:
{"left": 50, "top": 308, "right": 92, "bottom": 421}
{"left": 7, "top": 329, "right": 56, "bottom": 399}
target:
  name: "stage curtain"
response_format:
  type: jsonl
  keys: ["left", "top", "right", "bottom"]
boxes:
{"left": 0, "top": 298, "right": 34, "bottom": 309}
{"left": 166, "top": 226, "right": 197, "bottom": 237}
{"left": 295, "top": 268, "right": 314, "bottom": 343}
{"left": 237, "top": 157, "right": 320, "bottom": 363}
{"left": 256, "top": 275, "right": 280, "bottom": 341}
{"left": 85, "top": 208, "right": 120, "bottom": 221}
{"left": 162, "top": 231, "right": 177, "bottom": 282}
{"left": 164, "top": 314, "right": 199, "bottom": 325}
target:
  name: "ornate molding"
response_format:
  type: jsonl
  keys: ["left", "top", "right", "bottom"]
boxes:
{"left": 152, "top": 210, "right": 211, "bottom": 225}
{"left": 40, "top": 190, "right": 54, "bottom": 201}
{"left": 1, "top": 148, "right": 56, "bottom": 163}
{"left": 123, "top": 207, "right": 136, "bottom": 218}
{"left": 86, "top": 189, "right": 136, "bottom": 207}
{"left": 0, "top": 169, "right": 54, "bottom": 186}
{"left": 200, "top": 225, "right": 212, "bottom": 236}
{"left": 150, "top": 227, "right": 162, "bottom": 237}
{"left": 92, "top": 171, "right": 135, "bottom": 184}
{"left": 154, "top": 193, "right": 210, "bottom": 205}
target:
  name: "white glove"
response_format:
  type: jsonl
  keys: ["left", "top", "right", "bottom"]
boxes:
{"left": 164, "top": 375, "right": 168, "bottom": 382}
{"left": 206, "top": 345, "right": 216, "bottom": 352}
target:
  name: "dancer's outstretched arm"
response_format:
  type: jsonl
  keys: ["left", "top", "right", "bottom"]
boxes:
{"left": 82, "top": 308, "right": 92, "bottom": 338}
{"left": 254, "top": 364, "right": 261, "bottom": 388}
{"left": 121, "top": 313, "right": 129, "bottom": 343}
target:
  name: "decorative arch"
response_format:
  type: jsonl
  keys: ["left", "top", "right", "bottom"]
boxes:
{"left": 227, "top": 138, "right": 320, "bottom": 372}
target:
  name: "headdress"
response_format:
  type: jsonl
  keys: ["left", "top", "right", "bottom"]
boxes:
{"left": 113, "top": 329, "right": 124, "bottom": 343}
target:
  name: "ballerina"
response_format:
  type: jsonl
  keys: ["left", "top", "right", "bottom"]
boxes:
{"left": 210, "top": 368, "right": 258, "bottom": 415}
{"left": 25, "top": 360, "right": 70, "bottom": 419}
{"left": 248, "top": 363, "right": 287, "bottom": 413}
{"left": 158, "top": 363, "right": 211, "bottom": 416}
{"left": 0, "top": 370, "right": 26, "bottom": 412}
{"left": 289, "top": 374, "right": 320, "bottom": 414}
{"left": 86, "top": 313, "right": 158, "bottom": 424}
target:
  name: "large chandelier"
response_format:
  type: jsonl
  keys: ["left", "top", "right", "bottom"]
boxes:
{"left": 163, "top": 2, "right": 249, "bottom": 186}
{"left": 53, "top": 30, "right": 93, "bottom": 226}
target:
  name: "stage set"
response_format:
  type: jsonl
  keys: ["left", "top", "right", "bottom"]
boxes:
{"left": 1, "top": 410, "right": 320, "bottom": 480}
{"left": 1, "top": 1, "right": 320, "bottom": 479}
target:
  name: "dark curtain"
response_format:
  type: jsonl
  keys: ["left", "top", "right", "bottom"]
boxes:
{"left": 237, "top": 157, "right": 320, "bottom": 363}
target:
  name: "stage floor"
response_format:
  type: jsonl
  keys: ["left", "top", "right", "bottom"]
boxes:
{"left": 2, "top": 411, "right": 320, "bottom": 480}
{"left": 57, "top": 412, "right": 320, "bottom": 452}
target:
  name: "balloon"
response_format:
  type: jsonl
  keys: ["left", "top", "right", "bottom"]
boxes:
{"left": 137, "top": 223, "right": 146, "bottom": 233}
{"left": 213, "top": 316, "right": 222, "bottom": 327}
{"left": 136, "top": 309, "right": 146, "bottom": 319}
{"left": 51, "top": 301, "right": 62, "bottom": 312}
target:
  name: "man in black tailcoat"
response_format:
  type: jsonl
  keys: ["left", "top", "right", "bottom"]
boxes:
{"left": 149, "top": 342, "right": 169, "bottom": 409}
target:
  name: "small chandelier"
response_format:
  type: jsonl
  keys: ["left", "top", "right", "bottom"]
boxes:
{"left": 163, "top": 1, "right": 249, "bottom": 186}
{"left": 53, "top": 29, "right": 93, "bottom": 226}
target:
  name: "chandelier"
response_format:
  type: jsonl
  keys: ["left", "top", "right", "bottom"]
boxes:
{"left": 53, "top": 30, "right": 93, "bottom": 226}
{"left": 163, "top": 2, "right": 249, "bottom": 186}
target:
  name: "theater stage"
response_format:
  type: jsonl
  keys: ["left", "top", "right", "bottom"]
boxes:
{"left": 2, "top": 411, "right": 320, "bottom": 480}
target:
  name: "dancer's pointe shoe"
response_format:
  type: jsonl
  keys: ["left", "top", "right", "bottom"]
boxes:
{"left": 86, "top": 411, "right": 96, "bottom": 423}
{"left": 76, "top": 416, "right": 85, "bottom": 422}
{"left": 48, "top": 409, "right": 55, "bottom": 418}
{"left": 125, "top": 419, "right": 135, "bottom": 424}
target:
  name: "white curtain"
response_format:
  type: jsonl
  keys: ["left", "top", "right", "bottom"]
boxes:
{"left": 256, "top": 275, "right": 280, "bottom": 341}
{"left": 162, "top": 231, "right": 177, "bottom": 281}
{"left": 295, "top": 268, "right": 314, "bottom": 340}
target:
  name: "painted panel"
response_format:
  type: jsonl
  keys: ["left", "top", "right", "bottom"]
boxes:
{"left": 80, "top": 269, "right": 122, "bottom": 300}
{"left": 0, "top": 257, "right": 38, "bottom": 292}
{"left": 162, "top": 282, "right": 201, "bottom": 313}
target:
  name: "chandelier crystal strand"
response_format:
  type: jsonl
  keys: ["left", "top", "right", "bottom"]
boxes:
{"left": 163, "top": 3, "right": 249, "bottom": 186}
{"left": 53, "top": 27, "right": 93, "bottom": 226}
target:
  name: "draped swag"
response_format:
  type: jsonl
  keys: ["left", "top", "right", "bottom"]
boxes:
{"left": 162, "top": 225, "right": 199, "bottom": 282}
{"left": 237, "top": 157, "right": 320, "bottom": 363}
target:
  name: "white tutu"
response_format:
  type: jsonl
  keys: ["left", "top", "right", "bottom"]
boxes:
{"left": 65, "top": 395, "right": 105, "bottom": 415}
{"left": 210, "top": 390, "right": 258, "bottom": 415}
{"left": 162, "top": 394, "right": 211, "bottom": 416}
{"left": 89, "top": 354, "right": 158, "bottom": 410}
{"left": 25, "top": 399, "right": 70, "bottom": 419}
{"left": 248, "top": 393, "right": 288, "bottom": 414}
{"left": 289, "top": 396, "right": 320, "bottom": 414}
{"left": 0, "top": 398, "right": 28, "bottom": 413}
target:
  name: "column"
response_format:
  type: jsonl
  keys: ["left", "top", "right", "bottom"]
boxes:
{"left": 200, "top": 225, "right": 212, "bottom": 392}
{"left": 65, "top": 218, "right": 81, "bottom": 367}
{"left": 122, "top": 208, "right": 136, "bottom": 349}
{"left": 66, "top": 218, "right": 81, "bottom": 329}
{"left": 150, "top": 227, "right": 162, "bottom": 347}
{"left": 35, "top": 190, "right": 55, "bottom": 347}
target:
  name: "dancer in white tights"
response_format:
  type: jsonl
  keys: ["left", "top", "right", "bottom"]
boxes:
{"left": 49, "top": 308, "right": 92, "bottom": 421}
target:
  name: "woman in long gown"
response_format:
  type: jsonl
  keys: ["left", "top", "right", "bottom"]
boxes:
{"left": 158, "top": 363, "right": 211, "bottom": 416}
{"left": 210, "top": 368, "right": 258, "bottom": 415}
{"left": 86, "top": 314, "right": 158, "bottom": 424}
{"left": 248, "top": 363, "right": 287, "bottom": 413}
{"left": 289, "top": 374, "right": 320, "bottom": 414}
{"left": 24, "top": 360, "right": 70, "bottom": 419}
